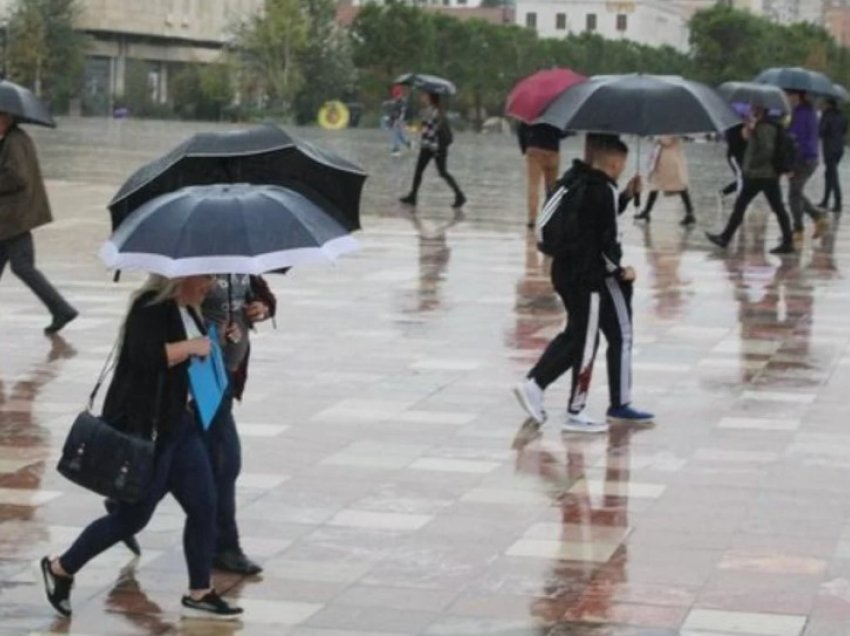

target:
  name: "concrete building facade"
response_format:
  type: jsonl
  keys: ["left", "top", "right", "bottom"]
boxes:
{"left": 515, "top": 0, "right": 690, "bottom": 51}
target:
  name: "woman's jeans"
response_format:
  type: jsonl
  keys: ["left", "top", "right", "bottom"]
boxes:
{"left": 207, "top": 393, "right": 242, "bottom": 554}
{"left": 60, "top": 413, "right": 217, "bottom": 590}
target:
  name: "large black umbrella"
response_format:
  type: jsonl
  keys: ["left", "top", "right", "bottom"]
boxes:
{"left": 754, "top": 67, "right": 834, "bottom": 96}
{"left": 0, "top": 80, "right": 55, "bottom": 127}
{"left": 535, "top": 74, "right": 739, "bottom": 136}
{"left": 394, "top": 73, "right": 456, "bottom": 95}
{"left": 108, "top": 123, "right": 366, "bottom": 232}
{"left": 718, "top": 81, "right": 791, "bottom": 114}
{"left": 100, "top": 184, "right": 359, "bottom": 278}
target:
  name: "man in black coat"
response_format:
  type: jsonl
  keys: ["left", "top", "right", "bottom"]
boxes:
{"left": 819, "top": 98, "right": 848, "bottom": 213}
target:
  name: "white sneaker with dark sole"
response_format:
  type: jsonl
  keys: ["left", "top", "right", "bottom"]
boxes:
{"left": 181, "top": 590, "right": 243, "bottom": 621}
{"left": 562, "top": 411, "right": 609, "bottom": 434}
{"left": 513, "top": 381, "right": 546, "bottom": 425}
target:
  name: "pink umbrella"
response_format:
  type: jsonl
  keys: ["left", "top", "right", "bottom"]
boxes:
{"left": 505, "top": 68, "right": 586, "bottom": 123}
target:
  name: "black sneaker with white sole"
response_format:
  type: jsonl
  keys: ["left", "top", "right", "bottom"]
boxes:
{"left": 40, "top": 556, "right": 73, "bottom": 617}
{"left": 181, "top": 590, "right": 243, "bottom": 620}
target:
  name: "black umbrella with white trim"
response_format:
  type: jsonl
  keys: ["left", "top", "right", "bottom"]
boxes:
{"left": 100, "top": 184, "right": 359, "bottom": 278}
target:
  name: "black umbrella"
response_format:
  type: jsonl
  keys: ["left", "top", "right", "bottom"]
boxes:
{"left": 718, "top": 81, "right": 791, "bottom": 114}
{"left": 394, "top": 73, "right": 456, "bottom": 95}
{"left": 108, "top": 123, "right": 366, "bottom": 232}
{"left": 0, "top": 80, "right": 55, "bottom": 128}
{"left": 100, "top": 184, "right": 359, "bottom": 278}
{"left": 754, "top": 67, "right": 834, "bottom": 96}
{"left": 535, "top": 74, "right": 739, "bottom": 136}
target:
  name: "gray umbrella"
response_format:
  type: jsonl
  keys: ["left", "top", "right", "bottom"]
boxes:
{"left": 718, "top": 81, "right": 791, "bottom": 114}
{"left": 100, "top": 184, "right": 359, "bottom": 278}
{"left": 535, "top": 74, "right": 739, "bottom": 136}
{"left": 394, "top": 73, "right": 456, "bottom": 95}
{"left": 754, "top": 67, "right": 835, "bottom": 96}
{"left": 0, "top": 80, "right": 55, "bottom": 127}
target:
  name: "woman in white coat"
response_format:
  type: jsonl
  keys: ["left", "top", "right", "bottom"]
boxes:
{"left": 635, "top": 136, "right": 695, "bottom": 226}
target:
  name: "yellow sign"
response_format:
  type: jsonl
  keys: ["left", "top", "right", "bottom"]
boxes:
{"left": 317, "top": 100, "right": 350, "bottom": 130}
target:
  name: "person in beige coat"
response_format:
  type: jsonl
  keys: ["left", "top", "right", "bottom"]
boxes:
{"left": 634, "top": 136, "right": 695, "bottom": 226}
{"left": 0, "top": 114, "right": 77, "bottom": 333}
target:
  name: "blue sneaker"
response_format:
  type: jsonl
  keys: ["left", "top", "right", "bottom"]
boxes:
{"left": 606, "top": 404, "right": 654, "bottom": 424}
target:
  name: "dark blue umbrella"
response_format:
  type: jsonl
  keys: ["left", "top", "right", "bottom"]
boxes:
{"left": 394, "top": 73, "right": 456, "bottom": 95}
{"left": 754, "top": 67, "right": 834, "bottom": 96}
{"left": 536, "top": 74, "right": 739, "bottom": 135}
{"left": 100, "top": 184, "right": 359, "bottom": 278}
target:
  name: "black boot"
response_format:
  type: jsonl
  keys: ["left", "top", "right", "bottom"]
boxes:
{"left": 399, "top": 194, "right": 417, "bottom": 206}
{"left": 634, "top": 210, "right": 650, "bottom": 221}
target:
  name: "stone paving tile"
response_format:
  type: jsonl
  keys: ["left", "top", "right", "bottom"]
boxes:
{"left": 4, "top": 122, "right": 850, "bottom": 634}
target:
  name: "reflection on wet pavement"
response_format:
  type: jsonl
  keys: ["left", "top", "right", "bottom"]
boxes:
{"left": 1, "top": 119, "right": 850, "bottom": 634}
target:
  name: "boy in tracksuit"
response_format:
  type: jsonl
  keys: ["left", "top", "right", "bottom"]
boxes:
{"left": 514, "top": 136, "right": 654, "bottom": 432}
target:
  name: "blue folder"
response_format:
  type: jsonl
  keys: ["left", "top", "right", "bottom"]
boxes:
{"left": 188, "top": 324, "right": 229, "bottom": 430}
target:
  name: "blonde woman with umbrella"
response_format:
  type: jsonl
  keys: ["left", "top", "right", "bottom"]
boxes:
{"left": 634, "top": 136, "right": 695, "bottom": 226}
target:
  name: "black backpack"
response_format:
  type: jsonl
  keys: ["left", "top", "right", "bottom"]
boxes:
{"left": 437, "top": 116, "right": 453, "bottom": 149}
{"left": 771, "top": 122, "right": 797, "bottom": 175}
{"left": 536, "top": 174, "right": 587, "bottom": 257}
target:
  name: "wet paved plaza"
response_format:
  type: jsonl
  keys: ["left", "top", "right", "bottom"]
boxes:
{"left": 3, "top": 119, "right": 850, "bottom": 635}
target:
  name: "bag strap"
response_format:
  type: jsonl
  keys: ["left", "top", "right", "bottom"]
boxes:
{"left": 87, "top": 337, "right": 120, "bottom": 411}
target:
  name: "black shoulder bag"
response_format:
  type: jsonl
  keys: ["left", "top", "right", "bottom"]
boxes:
{"left": 57, "top": 344, "right": 157, "bottom": 504}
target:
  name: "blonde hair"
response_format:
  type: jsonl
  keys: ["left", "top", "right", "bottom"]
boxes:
{"left": 117, "top": 275, "right": 193, "bottom": 354}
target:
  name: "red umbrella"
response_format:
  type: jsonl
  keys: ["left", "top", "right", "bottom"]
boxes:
{"left": 506, "top": 68, "right": 586, "bottom": 123}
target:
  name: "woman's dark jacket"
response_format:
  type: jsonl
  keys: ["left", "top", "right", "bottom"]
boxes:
{"left": 820, "top": 107, "right": 848, "bottom": 161}
{"left": 102, "top": 292, "right": 204, "bottom": 442}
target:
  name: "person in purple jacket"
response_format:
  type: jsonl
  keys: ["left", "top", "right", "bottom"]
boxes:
{"left": 786, "top": 91, "right": 829, "bottom": 241}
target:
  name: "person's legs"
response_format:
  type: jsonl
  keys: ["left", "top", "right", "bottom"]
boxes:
{"left": 0, "top": 239, "right": 9, "bottom": 279}
{"left": 762, "top": 178, "right": 794, "bottom": 246}
{"left": 566, "top": 290, "right": 601, "bottom": 415}
{"left": 434, "top": 150, "right": 465, "bottom": 206}
{"left": 636, "top": 191, "right": 658, "bottom": 219}
{"left": 209, "top": 396, "right": 241, "bottom": 555}
{"left": 169, "top": 422, "right": 217, "bottom": 592}
{"left": 820, "top": 158, "right": 834, "bottom": 208}
{"left": 680, "top": 190, "right": 695, "bottom": 224}
{"left": 402, "top": 149, "right": 433, "bottom": 203}
{"left": 542, "top": 150, "right": 560, "bottom": 194}
{"left": 718, "top": 179, "right": 760, "bottom": 244}
{"left": 5, "top": 232, "right": 76, "bottom": 321}
{"left": 823, "top": 157, "right": 842, "bottom": 210}
{"left": 599, "top": 278, "right": 633, "bottom": 409}
{"left": 721, "top": 157, "right": 742, "bottom": 196}
{"left": 789, "top": 160, "right": 822, "bottom": 231}
{"left": 526, "top": 150, "right": 544, "bottom": 227}
{"left": 835, "top": 154, "right": 844, "bottom": 211}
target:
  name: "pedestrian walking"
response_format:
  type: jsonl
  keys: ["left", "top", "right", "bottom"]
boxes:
{"left": 388, "top": 85, "right": 411, "bottom": 156}
{"left": 0, "top": 112, "right": 77, "bottom": 333}
{"left": 818, "top": 97, "right": 847, "bottom": 213}
{"left": 706, "top": 106, "right": 795, "bottom": 254}
{"left": 786, "top": 91, "right": 829, "bottom": 240}
{"left": 634, "top": 136, "right": 695, "bottom": 225}
{"left": 720, "top": 123, "right": 747, "bottom": 199}
{"left": 41, "top": 274, "right": 243, "bottom": 621}
{"left": 518, "top": 122, "right": 567, "bottom": 229}
{"left": 514, "top": 136, "right": 653, "bottom": 432}
{"left": 400, "top": 92, "right": 466, "bottom": 209}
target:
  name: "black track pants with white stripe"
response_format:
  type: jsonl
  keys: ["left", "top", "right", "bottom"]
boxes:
{"left": 529, "top": 271, "right": 633, "bottom": 412}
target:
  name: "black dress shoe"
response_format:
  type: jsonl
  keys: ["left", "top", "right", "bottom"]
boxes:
{"left": 44, "top": 309, "right": 78, "bottom": 335}
{"left": 705, "top": 232, "right": 729, "bottom": 249}
{"left": 634, "top": 211, "right": 650, "bottom": 221}
{"left": 680, "top": 214, "right": 696, "bottom": 226}
{"left": 769, "top": 242, "right": 795, "bottom": 255}
{"left": 213, "top": 549, "right": 263, "bottom": 576}
{"left": 104, "top": 499, "right": 141, "bottom": 556}
{"left": 399, "top": 194, "right": 417, "bottom": 206}
{"left": 452, "top": 193, "right": 467, "bottom": 209}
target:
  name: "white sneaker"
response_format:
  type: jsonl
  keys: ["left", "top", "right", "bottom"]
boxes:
{"left": 562, "top": 411, "right": 609, "bottom": 434}
{"left": 513, "top": 379, "right": 546, "bottom": 424}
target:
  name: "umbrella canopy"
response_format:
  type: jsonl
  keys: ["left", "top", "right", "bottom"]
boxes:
{"left": 108, "top": 123, "right": 366, "bottom": 232}
{"left": 718, "top": 81, "right": 791, "bottom": 114}
{"left": 831, "top": 84, "right": 850, "bottom": 102}
{"left": 505, "top": 68, "right": 586, "bottom": 123}
{"left": 393, "top": 73, "right": 456, "bottom": 95}
{"left": 0, "top": 80, "right": 55, "bottom": 128}
{"left": 754, "top": 67, "right": 834, "bottom": 96}
{"left": 536, "top": 74, "right": 739, "bottom": 136}
{"left": 100, "top": 184, "right": 359, "bottom": 278}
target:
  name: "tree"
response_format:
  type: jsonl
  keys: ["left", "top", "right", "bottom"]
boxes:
{"left": 4, "top": 0, "right": 85, "bottom": 111}
{"left": 231, "top": 0, "right": 308, "bottom": 116}
{"left": 293, "top": 0, "right": 356, "bottom": 124}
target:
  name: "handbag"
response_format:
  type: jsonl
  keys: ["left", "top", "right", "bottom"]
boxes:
{"left": 56, "top": 343, "right": 157, "bottom": 504}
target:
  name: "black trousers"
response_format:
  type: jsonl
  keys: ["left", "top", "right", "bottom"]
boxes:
{"left": 642, "top": 190, "right": 694, "bottom": 216}
{"left": 721, "top": 156, "right": 743, "bottom": 196}
{"left": 529, "top": 264, "right": 634, "bottom": 412}
{"left": 409, "top": 148, "right": 463, "bottom": 199}
{"left": 822, "top": 153, "right": 843, "bottom": 209}
{"left": 0, "top": 231, "right": 75, "bottom": 318}
{"left": 720, "top": 177, "right": 793, "bottom": 244}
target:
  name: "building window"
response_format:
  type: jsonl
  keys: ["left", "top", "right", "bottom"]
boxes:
{"left": 526, "top": 12, "right": 537, "bottom": 28}
{"left": 457, "top": 0, "right": 467, "bottom": 4}
{"left": 556, "top": 13, "right": 567, "bottom": 30}
{"left": 586, "top": 13, "right": 597, "bottom": 31}
{"left": 616, "top": 14, "right": 628, "bottom": 31}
